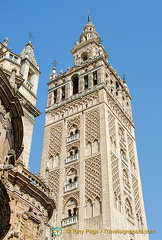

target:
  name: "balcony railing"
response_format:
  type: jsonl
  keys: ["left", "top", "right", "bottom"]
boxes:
{"left": 66, "top": 133, "right": 79, "bottom": 143}
{"left": 65, "top": 153, "right": 79, "bottom": 164}
{"left": 62, "top": 216, "right": 78, "bottom": 227}
{"left": 64, "top": 181, "right": 78, "bottom": 192}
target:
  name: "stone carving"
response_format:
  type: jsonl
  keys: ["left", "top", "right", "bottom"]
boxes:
{"left": 127, "top": 134, "right": 137, "bottom": 174}
{"left": 107, "top": 92, "right": 133, "bottom": 131}
{"left": 48, "top": 123, "right": 63, "bottom": 157}
{"left": 85, "top": 155, "right": 101, "bottom": 202}
{"left": 49, "top": 169, "right": 60, "bottom": 205}
{"left": 131, "top": 174, "right": 142, "bottom": 218}
{"left": 108, "top": 112, "right": 116, "bottom": 142}
{"left": 85, "top": 108, "right": 100, "bottom": 145}
{"left": 66, "top": 141, "right": 80, "bottom": 152}
{"left": 52, "top": 91, "right": 99, "bottom": 121}
{"left": 111, "top": 152, "right": 121, "bottom": 199}
{"left": 65, "top": 163, "right": 79, "bottom": 175}
{"left": 63, "top": 191, "right": 79, "bottom": 210}
{"left": 67, "top": 116, "right": 80, "bottom": 134}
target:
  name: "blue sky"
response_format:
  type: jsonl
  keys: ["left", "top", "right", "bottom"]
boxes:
{"left": 2, "top": 0, "right": 162, "bottom": 239}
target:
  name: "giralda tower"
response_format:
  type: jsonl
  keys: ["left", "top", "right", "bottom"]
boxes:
{"left": 40, "top": 18, "right": 149, "bottom": 240}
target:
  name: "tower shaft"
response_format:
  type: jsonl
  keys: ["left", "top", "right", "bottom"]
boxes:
{"left": 40, "top": 21, "right": 149, "bottom": 240}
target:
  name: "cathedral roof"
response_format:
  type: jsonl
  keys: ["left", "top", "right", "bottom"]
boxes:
{"left": 20, "top": 41, "right": 38, "bottom": 67}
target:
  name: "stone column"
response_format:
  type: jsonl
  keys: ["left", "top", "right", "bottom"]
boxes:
{"left": 79, "top": 77, "right": 84, "bottom": 92}
{"left": 56, "top": 88, "right": 61, "bottom": 103}
{"left": 88, "top": 72, "right": 93, "bottom": 88}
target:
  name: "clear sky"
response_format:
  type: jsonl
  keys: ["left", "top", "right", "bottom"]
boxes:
{"left": 1, "top": 0, "right": 162, "bottom": 239}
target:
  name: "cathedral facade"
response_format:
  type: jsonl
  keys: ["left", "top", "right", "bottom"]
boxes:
{"left": 0, "top": 39, "right": 54, "bottom": 240}
{"left": 40, "top": 20, "right": 149, "bottom": 240}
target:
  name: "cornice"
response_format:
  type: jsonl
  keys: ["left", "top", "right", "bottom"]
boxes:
{"left": 8, "top": 169, "right": 55, "bottom": 220}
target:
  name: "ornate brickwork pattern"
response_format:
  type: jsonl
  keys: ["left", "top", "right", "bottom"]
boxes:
{"left": 85, "top": 155, "right": 101, "bottom": 202}
{"left": 131, "top": 174, "right": 142, "bottom": 217}
{"left": 48, "top": 123, "right": 63, "bottom": 157}
{"left": 111, "top": 152, "right": 121, "bottom": 198}
{"left": 127, "top": 134, "right": 136, "bottom": 172}
{"left": 85, "top": 108, "right": 100, "bottom": 145}
{"left": 108, "top": 112, "right": 116, "bottom": 142}
{"left": 67, "top": 116, "right": 80, "bottom": 133}
{"left": 52, "top": 91, "right": 99, "bottom": 120}
{"left": 49, "top": 169, "right": 60, "bottom": 204}
{"left": 63, "top": 191, "right": 79, "bottom": 210}
{"left": 107, "top": 91, "right": 133, "bottom": 130}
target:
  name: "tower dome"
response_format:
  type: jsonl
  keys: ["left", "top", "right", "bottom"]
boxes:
{"left": 79, "top": 22, "right": 100, "bottom": 43}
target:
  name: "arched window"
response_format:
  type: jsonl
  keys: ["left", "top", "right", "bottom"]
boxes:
{"left": 66, "top": 168, "right": 77, "bottom": 184}
{"left": 54, "top": 89, "right": 57, "bottom": 103}
{"left": 72, "top": 74, "right": 79, "bottom": 94}
{"left": 93, "top": 71, "right": 97, "bottom": 85}
{"left": 67, "top": 146, "right": 78, "bottom": 156}
{"left": 62, "top": 85, "right": 65, "bottom": 100}
{"left": 70, "top": 131, "right": 73, "bottom": 136}
{"left": 116, "top": 81, "right": 119, "bottom": 96}
{"left": 69, "top": 178, "right": 72, "bottom": 184}
{"left": 73, "top": 208, "right": 77, "bottom": 216}
{"left": 81, "top": 52, "right": 88, "bottom": 61}
{"left": 74, "top": 176, "right": 77, "bottom": 182}
{"left": 65, "top": 198, "right": 78, "bottom": 218}
{"left": 68, "top": 209, "right": 72, "bottom": 217}
{"left": 84, "top": 75, "right": 88, "bottom": 89}
{"left": 75, "top": 129, "right": 79, "bottom": 134}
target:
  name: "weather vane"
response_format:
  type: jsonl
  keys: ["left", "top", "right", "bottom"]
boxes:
{"left": 52, "top": 60, "right": 57, "bottom": 68}
{"left": 88, "top": 9, "right": 91, "bottom": 23}
{"left": 28, "top": 33, "right": 33, "bottom": 41}
{"left": 122, "top": 73, "right": 127, "bottom": 83}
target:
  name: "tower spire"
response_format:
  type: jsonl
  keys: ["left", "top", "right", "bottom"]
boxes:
{"left": 88, "top": 9, "right": 91, "bottom": 23}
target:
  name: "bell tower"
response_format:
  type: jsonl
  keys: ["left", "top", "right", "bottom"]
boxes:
{"left": 18, "top": 41, "right": 41, "bottom": 167}
{"left": 40, "top": 19, "right": 149, "bottom": 240}
{"left": 0, "top": 39, "right": 41, "bottom": 167}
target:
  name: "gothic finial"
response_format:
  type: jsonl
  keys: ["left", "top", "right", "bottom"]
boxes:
{"left": 3, "top": 37, "right": 9, "bottom": 47}
{"left": 122, "top": 73, "right": 127, "bottom": 83}
{"left": 88, "top": 9, "right": 91, "bottom": 23}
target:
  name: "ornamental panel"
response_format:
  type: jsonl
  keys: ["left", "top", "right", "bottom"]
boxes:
{"left": 49, "top": 169, "right": 60, "bottom": 204}
{"left": 111, "top": 152, "right": 121, "bottom": 198}
{"left": 85, "top": 108, "right": 100, "bottom": 145}
{"left": 131, "top": 174, "right": 142, "bottom": 217}
{"left": 85, "top": 155, "right": 101, "bottom": 202}
{"left": 48, "top": 123, "right": 63, "bottom": 157}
